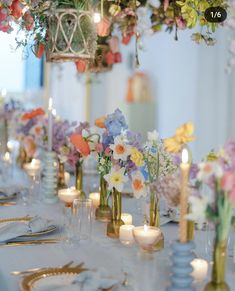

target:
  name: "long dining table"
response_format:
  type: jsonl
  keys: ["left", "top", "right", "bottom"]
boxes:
{"left": 0, "top": 172, "right": 234, "bottom": 291}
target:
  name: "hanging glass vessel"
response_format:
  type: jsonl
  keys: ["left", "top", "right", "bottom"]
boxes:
{"left": 95, "top": 175, "right": 111, "bottom": 222}
{"left": 107, "top": 188, "right": 124, "bottom": 238}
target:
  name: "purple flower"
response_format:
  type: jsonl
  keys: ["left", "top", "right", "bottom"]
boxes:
{"left": 126, "top": 131, "right": 142, "bottom": 150}
{"left": 104, "top": 109, "right": 128, "bottom": 137}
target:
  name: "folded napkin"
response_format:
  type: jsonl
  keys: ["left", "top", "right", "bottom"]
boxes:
{"left": 0, "top": 217, "right": 54, "bottom": 242}
{"left": 34, "top": 269, "right": 119, "bottom": 291}
{"left": 0, "top": 186, "right": 18, "bottom": 197}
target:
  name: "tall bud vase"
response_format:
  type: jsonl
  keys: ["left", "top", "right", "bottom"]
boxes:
{"left": 149, "top": 192, "right": 164, "bottom": 251}
{"left": 107, "top": 189, "right": 124, "bottom": 238}
{"left": 57, "top": 160, "right": 67, "bottom": 190}
{"left": 75, "top": 160, "right": 85, "bottom": 198}
{"left": 17, "top": 145, "right": 32, "bottom": 168}
{"left": 205, "top": 236, "right": 229, "bottom": 291}
{"left": 95, "top": 175, "right": 111, "bottom": 222}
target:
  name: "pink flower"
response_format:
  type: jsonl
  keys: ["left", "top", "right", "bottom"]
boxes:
{"left": 164, "top": 0, "right": 169, "bottom": 11}
{"left": 104, "top": 147, "right": 111, "bottom": 156}
{"left": 176, "top": 17, "right": 186, "bottom": 29}
{"left": 229, "top": 188, "right": 235, "bottom": 203}
{"left": 109, "top": 36, "right": 119, "bottom": 54}
{"left": 221, "top": 172, "right": 235, "bottom": 192}
{"left": 95, "top": 143, "right": 103, "bottom": 153}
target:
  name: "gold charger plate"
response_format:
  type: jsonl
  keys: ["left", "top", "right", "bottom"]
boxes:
{"left": 20, "top": 266, "right": 115, "bottom": 291}
{"left": 0, "top": 217, "right": 57, "bottom": 237}
{"left": 20, "top": 266, "right": 88, "bottom": 291}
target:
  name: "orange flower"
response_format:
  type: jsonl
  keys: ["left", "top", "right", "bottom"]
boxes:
{"left": 95, "top": 116, "right": 106, "bottom": 128}
{"left": 70, "top": 134, "right": 90, "bottom": 157}
{"left": 21, "top": 108, "right": 45, "bottom": 121}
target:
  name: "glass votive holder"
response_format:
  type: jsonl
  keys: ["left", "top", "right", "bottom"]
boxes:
{"left": 72, "top": 198, "right": 92, "bottom": 242}
{"left": 89, "top": 192, "right": 100, "bottom": 208}
{"left": 58, "top": 188, "right": 80, "bottom": 208}
{"left": 133, "top": 225, "right": 161, "bottom": 252}
{"left": 191, "top": 258, "right": 208, "bottom": 281}
{"left": 120, "top": 225, "right": 135, "bottom": 245}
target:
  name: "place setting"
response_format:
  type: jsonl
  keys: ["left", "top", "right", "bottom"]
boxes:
{"left": 0, "top": 216, "right": 59, "bottom": 247}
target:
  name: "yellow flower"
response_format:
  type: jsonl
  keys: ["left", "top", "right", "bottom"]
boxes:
{"left": 207, "top": 151, "right": 218, "bottom": 162}
{"left": 130, "top": 148, "right": 144, "bottom": 167}
{"left": 164, "top": 122, "right": 195, "bottom": 153}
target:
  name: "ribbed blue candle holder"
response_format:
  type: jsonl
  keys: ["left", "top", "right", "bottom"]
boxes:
{"left": 167, "top": 240, "right": 195, "bottom": 291}
{"left": 42, "top": 151, "right": 58, "bottom": 204}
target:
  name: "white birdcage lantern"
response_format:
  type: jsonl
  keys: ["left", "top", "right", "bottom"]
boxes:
{"left": 46, "top": 9, "right": 97, "bottom": 62}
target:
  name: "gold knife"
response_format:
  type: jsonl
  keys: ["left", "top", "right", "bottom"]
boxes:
{"left": 0, "top": 202, "right": 16, "bottom": 206}
{"left": 0, "top": 239, "right": 59, "bottom": 247}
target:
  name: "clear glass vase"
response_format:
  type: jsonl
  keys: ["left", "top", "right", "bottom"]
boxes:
{"left": 205, "top": 238, "right": 230, "bottom": 291}
{"left": 107, "top": 189, "right": 124, "bottom": 238}
{"left": 149, "top": 192, "right": 164, "bottom": 251}
{"left": 95, "top": 175, "right": 111, "bottom": 222}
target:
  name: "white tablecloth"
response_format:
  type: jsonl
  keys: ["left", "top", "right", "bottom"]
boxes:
{"left": 0, "top": 194, "right": 234, "bottom": 290}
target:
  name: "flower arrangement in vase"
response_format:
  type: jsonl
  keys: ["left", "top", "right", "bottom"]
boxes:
{"left": 69, "top": 122, "right": 100, "bottom": 197}
{"left": 15, "top": 107, "right": 45, "bottom": 166}
{"left": 188, "top": 140, "right": 235, "bottom": 291}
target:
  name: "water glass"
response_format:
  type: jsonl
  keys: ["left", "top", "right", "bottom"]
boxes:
{"left": 72, "top": 198, "right": 92, "bottom": 242}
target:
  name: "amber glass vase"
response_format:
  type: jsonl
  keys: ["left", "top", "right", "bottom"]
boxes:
{"left": 57, "top": 160, "right": 67, "bottom": 190}
{"left": 107, "top": 189, "right": 124, "bottom": 238}
{"left": 95, "top": 175, "right": 111, "bottom": 222}
{"left": 149, "top": 192, "right": 164, "bottom": 251}
{"left": 75, "top": 160, "right": 85, "bottom": 198}
{"left": 205, "top": 237, "right": 229, "bottom": 291}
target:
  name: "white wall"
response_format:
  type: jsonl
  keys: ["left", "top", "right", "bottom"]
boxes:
{"left": 50, "top": 28, "right": 234, "bottom": 161}
{"left": 0, "top": 32, "right": 24, "bottom": 92}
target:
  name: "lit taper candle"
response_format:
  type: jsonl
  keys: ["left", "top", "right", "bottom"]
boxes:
{"left": 48, "top": 97, "right": 53, "bottom": 152}
{"left": 179, "top": 148, "right": 190, "bottom": 243}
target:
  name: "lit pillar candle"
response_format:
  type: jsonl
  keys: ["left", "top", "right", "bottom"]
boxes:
{"left": 65, "top": 172, "right": 70, "bottom": 186}
{"left": 133, "top": 225, "right": 161, "bottom": 252}
{"left": 48, "top": 97, "right": 53, "bottom": 152}
{"left": 191, "top": 258, "right": 208, "bottom": 281}
{"left": 23, "top": 158, "right": 41, "bottom": 177}
{"left": 89, "top": 192, "right": 100, "bottom": 208}
{"left": 119, "top": 225, "right": 135, "bottom": 245}
{"left": 3, "top": 152, "right": 10, "bottom": 163}
{"left": 58, "top": 188, "right": 79, "bottom": 207}
{"left": 179, "top": 148, "right": 190, "bottom": 243}
{"left": 121, "top": 213, "right": 133, "bottom": 225}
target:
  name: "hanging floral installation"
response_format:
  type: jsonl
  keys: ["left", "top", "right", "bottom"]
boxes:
{"left": 0, "top": 0, "right": 229, "bottom": 70}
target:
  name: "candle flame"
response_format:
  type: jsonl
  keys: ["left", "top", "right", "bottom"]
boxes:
{"left": 1, "top": 88, "right": 7, "bottom": 97}
{"left": 4, "top": 152, "right": 10, "bottom": 161}
{"left": 52, "top": 109, "right": 56, "bottom": 116}
{"left": 182, "top": 148, "right": 189, "bottom": 164}
{"left": 93, "top": 12, "right": 101, "bottom": 23}
{"left": 48, "top": 98, "right": 53, "bottom": 110}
